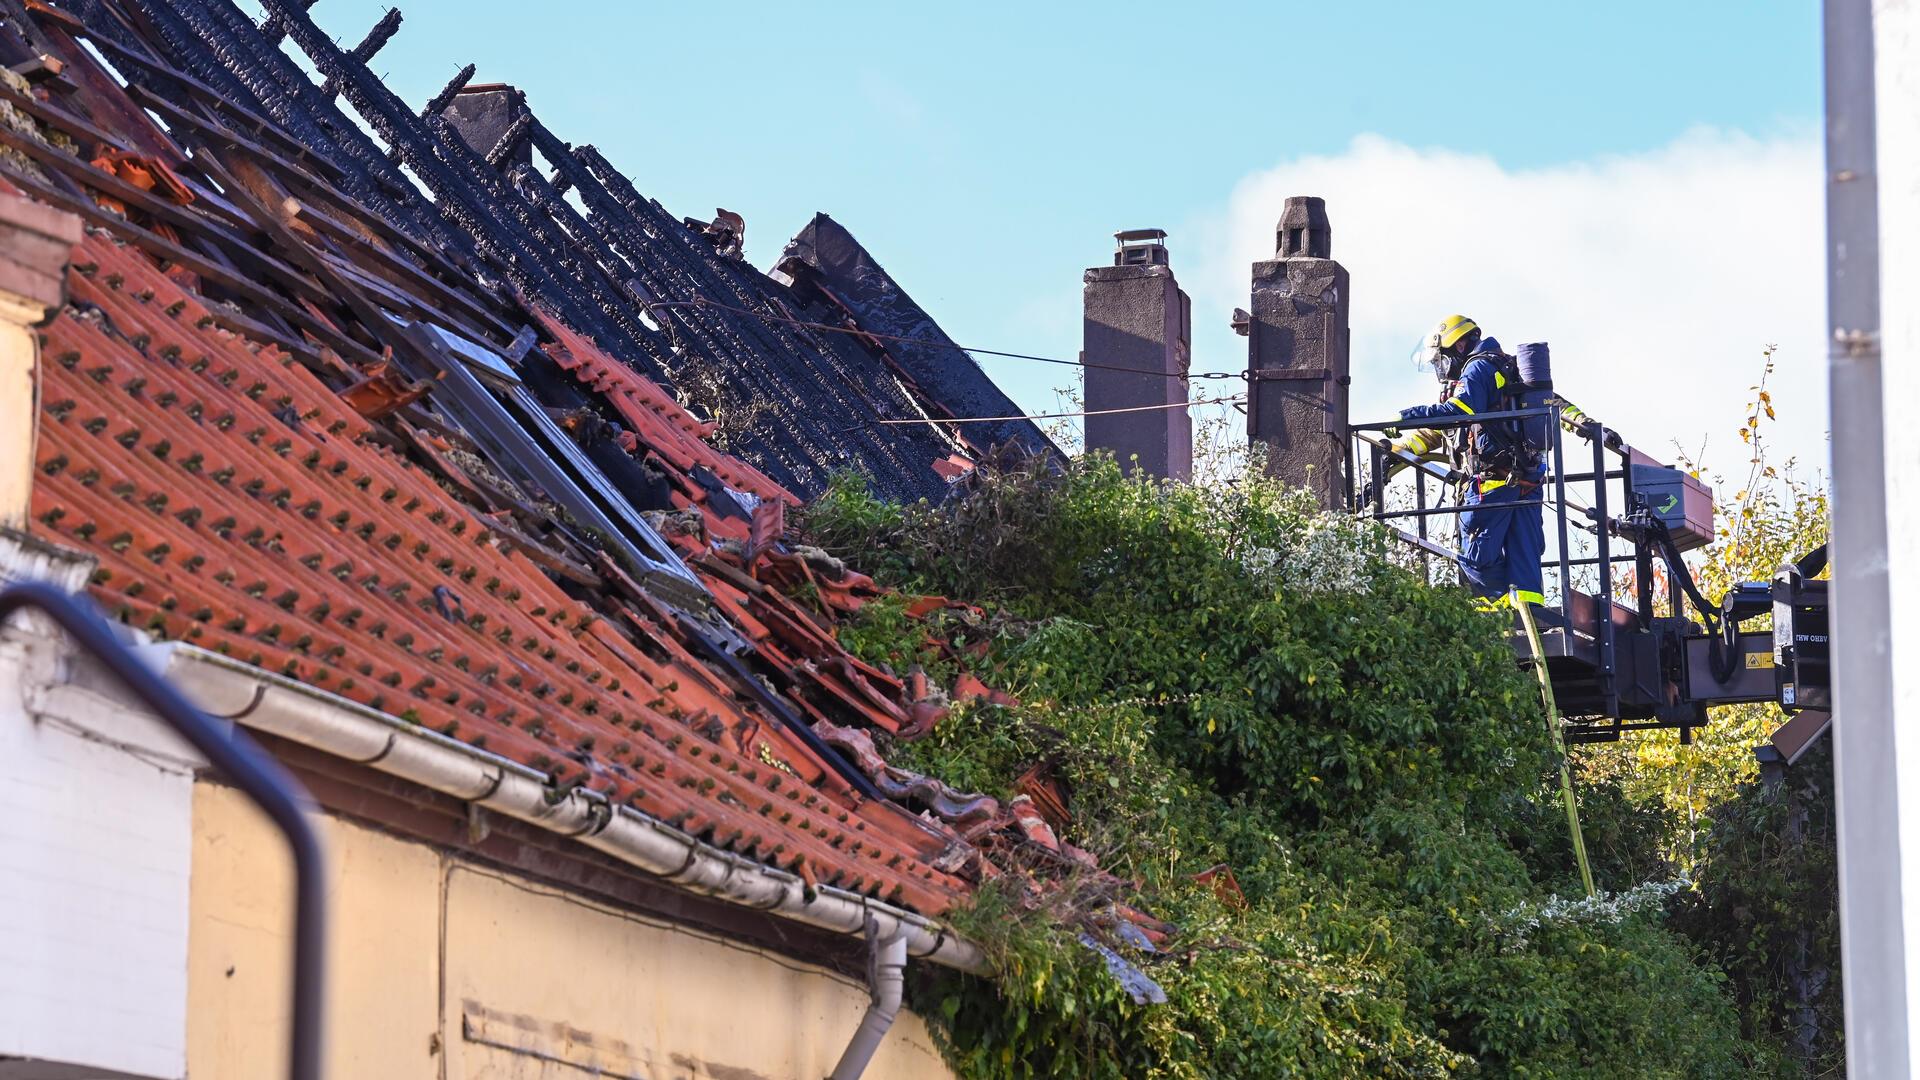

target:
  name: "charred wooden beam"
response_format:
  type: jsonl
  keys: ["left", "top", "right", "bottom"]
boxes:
{"left": 0, "top": 140, "right": 378, "bottom": 370}
{"left": 484, "top": 109, "right": 531, "bottom": 172}
{"left": 257, "top": 0, "right": 644, "bottom": 363}
{"left": 258, "top": 0, "right": 320, "bottom": 47}
{"left": 421, "top": 63, "right": 474, "bottom": 118}
{"left": 320, "top": 8, "right": 402, "bottom": 100}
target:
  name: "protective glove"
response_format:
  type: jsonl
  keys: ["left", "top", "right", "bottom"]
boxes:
{"left": 1379, "top": 425, "right": 1401, "bottom": 441}
{"left": 1388, "top": 430, "right": 1441, "bottom": 461}
{"left": 1575, "top": 417, "right": 1625, "bottom": 451}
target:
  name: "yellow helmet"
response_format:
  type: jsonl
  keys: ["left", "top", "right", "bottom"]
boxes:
{"left": 1429, "top": 314, "right": 1481, "bottom": 355}
{"left": 1417, "top": 315, "right": 1481, "bottom": 382}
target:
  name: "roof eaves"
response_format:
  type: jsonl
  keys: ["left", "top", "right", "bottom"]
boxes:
{"left": 145, "top": 640, "right": 989, "bottom": 972}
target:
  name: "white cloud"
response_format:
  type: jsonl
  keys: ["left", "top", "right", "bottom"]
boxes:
{"left": 1181, "top": 129, "right": 1828, "bottom": 478}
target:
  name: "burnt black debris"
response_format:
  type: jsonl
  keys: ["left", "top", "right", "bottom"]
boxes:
{"left": 58, "top": 0, "right": 1042, "bottom": 501}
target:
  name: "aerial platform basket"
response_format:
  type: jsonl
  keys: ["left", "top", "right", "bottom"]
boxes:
{"left": 1350, "top": 407, "right": 1827, "bottom": 744}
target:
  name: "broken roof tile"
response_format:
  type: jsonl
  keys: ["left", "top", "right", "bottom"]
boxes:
{"left": 34, "top": 228, "right": 967, "bottom": 914}
{"left": 3, "top": 0, "right": 1098, "bottom": 925}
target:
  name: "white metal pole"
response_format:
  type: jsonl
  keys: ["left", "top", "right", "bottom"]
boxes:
{"left": 1830, "top": 0, "right": 1918, "bottom": 1073}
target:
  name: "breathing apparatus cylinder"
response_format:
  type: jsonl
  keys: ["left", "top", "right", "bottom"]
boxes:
{"left": 1514, "top": 342, "right": 1554, "bottom": 457}
{"left": 1515, "top": 341, "right": 1552, "bottom": 389}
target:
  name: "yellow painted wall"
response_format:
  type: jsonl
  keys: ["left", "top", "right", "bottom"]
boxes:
{"left": 187, "top": 781, "right": 956, "bottom": 1080}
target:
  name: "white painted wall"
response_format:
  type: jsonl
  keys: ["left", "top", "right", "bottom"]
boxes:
{"left": 0, "top": 624, "right": 198, "bottom": 1080}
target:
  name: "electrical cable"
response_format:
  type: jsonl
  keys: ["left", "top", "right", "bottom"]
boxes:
{"left": 645, "top": 297, "right": 1248, "bottom": 382}
{"left": 871, "top": 394, "right": 1247, "bottom": 426}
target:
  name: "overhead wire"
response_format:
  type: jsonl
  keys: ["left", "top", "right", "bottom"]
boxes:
{"left": 644, "top": 297, "right": 1248, "bottom": 382}
{"left": 871, "top": 394, "right": 1248, "bottom": 426}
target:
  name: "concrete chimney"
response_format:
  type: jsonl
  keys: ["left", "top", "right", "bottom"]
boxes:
{"left": 1248, "top": 196, "right": 1350, "bottom": 509}
{"left": 1082, "top": 230, "right": 1192, "bottom": 481}
{"left": 442, "top": 84, "right": 531, "bottom": 168}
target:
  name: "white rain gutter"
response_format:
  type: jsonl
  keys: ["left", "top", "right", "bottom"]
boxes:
{"left": 141, "top": 641, "right": 987, "bottom": 974}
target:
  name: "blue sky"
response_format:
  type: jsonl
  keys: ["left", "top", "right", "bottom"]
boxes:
{"left": 281, "top": 1, "right": 1825, "bottom": 470}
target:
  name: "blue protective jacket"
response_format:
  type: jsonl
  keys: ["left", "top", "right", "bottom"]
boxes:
{"left": 1396, "top": 339, "right": 1550, "bottom": 603}
{"left": 1397, "top": 341, "right": 1545, "bottom": 481}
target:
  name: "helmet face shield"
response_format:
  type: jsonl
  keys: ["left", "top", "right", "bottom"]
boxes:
{"left": 1412, "top": 341, "right": 1457, "bottom": 383}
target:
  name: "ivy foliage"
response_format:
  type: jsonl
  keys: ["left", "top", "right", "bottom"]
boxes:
{"left": 802, "top": 456, "right": 1775, "bottom": 1078}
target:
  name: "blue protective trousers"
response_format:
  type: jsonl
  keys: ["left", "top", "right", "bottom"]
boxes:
{"left": 1458, "top": 480, "right": 1546, "bottom": 604}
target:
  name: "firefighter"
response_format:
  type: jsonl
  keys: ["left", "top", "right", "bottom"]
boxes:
{"left": 1388, "top": 315, "right": 1550, "bottom": 607}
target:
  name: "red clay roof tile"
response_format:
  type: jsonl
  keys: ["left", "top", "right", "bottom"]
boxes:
{"left": 32, "top": 234, "right": 972, "bottom": 913}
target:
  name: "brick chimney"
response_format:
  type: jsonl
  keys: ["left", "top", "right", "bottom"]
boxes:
{"left": 1247, "top": 196, "right": 1350, "bottom": 509}
{"left": 1082, "top": 229, "right": 1192, "bottom": 481}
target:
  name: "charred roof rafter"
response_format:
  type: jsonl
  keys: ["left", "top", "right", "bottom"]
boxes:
{"left": 114, "top": 0, "right": 462, "bottom": 256}
{"left": 58, "top": 0, "right": 1030, "bottom": 501}
{"left": 247, "top": 0, "right": 662, "bottom": 369}
{"left": 560, "top": 131, "right": 959, "bottom": 496}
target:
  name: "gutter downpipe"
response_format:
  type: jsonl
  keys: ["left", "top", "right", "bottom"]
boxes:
{"left": 828, "top": 917, "right": 909, "bottom": 1080}
{"left": 146, "top": 642, "right": 987, "bottom": 975}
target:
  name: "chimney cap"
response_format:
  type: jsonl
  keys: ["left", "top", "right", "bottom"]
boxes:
{"left": 456, "top": 82, "right": 523, "bottom": 98}
{"left": 1276, "top": 197, "right": 1332, "bottom": 258}
{"left": 1113, "top": 228, "right": 1170, "bottom": 266}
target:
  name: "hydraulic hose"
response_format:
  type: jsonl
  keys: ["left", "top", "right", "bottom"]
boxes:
{"left": 1552, "top": 488, "right": 1740, "bottom": 684}
{"left": 1647, "top": 523, "right": 1742, "bottom": 684}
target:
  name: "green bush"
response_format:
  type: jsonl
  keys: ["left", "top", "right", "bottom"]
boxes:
{"left": 1674, "top": 741, "right": 1840, "bottom": 1074}
{"left": 802, "top": 456, "right": 1775, "bottom": 1078}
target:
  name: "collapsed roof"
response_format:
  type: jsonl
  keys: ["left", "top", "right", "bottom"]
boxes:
{"left": 50, "top": 0, "right": 1055, "bottom": 503}
{"left": 4, "top": 0, "right": 1084, "bottom": 926}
